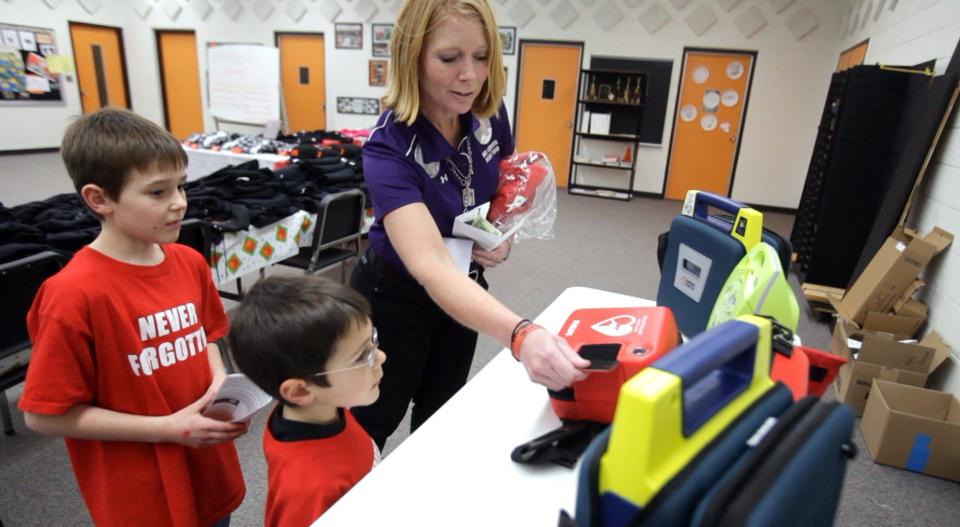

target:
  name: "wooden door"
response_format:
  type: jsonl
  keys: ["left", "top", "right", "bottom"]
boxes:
{"left": 277, "top": 33, "right": 326, "bottom": 133}
{"left": 69, "top": 22, "right": 129, "bottom": 113}
{"left": 157, "top": 30, "right": 203, "bottom": 140}
{"left": 664, "top": 49, "right": 756, "bottom": 200}
{"left": 515, "top": 42, "right": 581, "bottom": 188}
{"left": 837, "top": 39, "right": 869, "bottom": 72}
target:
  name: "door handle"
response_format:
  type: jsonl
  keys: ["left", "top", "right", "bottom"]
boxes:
{"left": 565, "top": 121, "right": 572, "bottom": 128}
{"left": 730, "top": 134, "right": 737, "bottom": 143}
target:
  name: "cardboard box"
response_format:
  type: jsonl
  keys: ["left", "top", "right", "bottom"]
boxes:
{"left": 861, "top": 380, "right": 960, "bottom": 481}
{"left": 835, "top": 226, "right": 952, "bottom": 324}
{"left": 832, "top": 320, "right": 951, "bottom": 416}
{"left": 830, "top": 295, "right": 927, "bottom": 340}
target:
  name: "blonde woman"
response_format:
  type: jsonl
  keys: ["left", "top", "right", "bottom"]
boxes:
{"left": 351, "top": 0, "right": 589, "bottom": 449}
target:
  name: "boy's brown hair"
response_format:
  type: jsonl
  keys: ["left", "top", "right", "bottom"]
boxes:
{"left": 60, "top": 107, "right": 187, "bottom": 201}
{"left": 229, "top": 275, "right": 372, "bottom": 403}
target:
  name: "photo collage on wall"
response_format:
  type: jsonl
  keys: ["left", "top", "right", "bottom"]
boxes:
{"left": 0, "top": 23, "right": 63, "bottom": 103}
{"left": 334, "top": 22, "right": 396, "bottom": 114}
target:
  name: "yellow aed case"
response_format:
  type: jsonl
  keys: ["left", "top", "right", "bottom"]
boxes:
{"left": 597, "top": 315, "right": 775, "bottom": 526}
{"left": 706, "top": 242, "right": 800, "bottom": 332}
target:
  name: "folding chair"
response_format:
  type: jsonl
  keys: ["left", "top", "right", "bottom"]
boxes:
{"left": 177, "top": 218, "right": 248, "bottom": 302}
{"left": 276, "top": 189, "right": 366, "bottom": 283}
{"left": 0, "top": 251, "right": 69, "bottom": 435}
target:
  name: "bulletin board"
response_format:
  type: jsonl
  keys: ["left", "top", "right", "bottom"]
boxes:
{"left": 0, "top": 23, "right": 63, "bottom": 104}
{"left": 592, "top": 56, "right": 673, "bottom": 145}
{"left": 207, "top": 43, "right": 280, "bottom": 125}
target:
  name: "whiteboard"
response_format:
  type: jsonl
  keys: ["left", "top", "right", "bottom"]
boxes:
{"left": 207, "top": 44, "right": 280, "bottom": 125}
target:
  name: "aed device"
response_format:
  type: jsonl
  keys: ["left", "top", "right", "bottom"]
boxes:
{"left": 706, "top": 242, "right": 800, "bottom": 332}
{"left": 597, "top": 315, "right": 775, "bottom": 526}
{"left": 656, "top": 190, "right": 763, "bottom": 337}
{"left": 549, "top": 307, "right": 680, "bottom": 424}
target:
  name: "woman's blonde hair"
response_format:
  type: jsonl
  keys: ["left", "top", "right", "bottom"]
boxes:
{"left": 383, "top": 0, "right": 505, "bottom": 125}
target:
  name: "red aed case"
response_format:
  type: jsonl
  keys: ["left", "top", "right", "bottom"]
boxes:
{"left": 551, "top": 307, "right": 680, "bottom": 423}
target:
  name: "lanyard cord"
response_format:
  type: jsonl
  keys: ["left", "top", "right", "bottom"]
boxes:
{"left": 445, "top": 137, "right": 475, "bottom": 212}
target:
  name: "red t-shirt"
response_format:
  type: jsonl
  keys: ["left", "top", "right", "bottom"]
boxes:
{"left": 264, "top": 405, "right": 379, "bottom": 527}
{"left": 19, "top": 244, "right": 245, "bottom": 527}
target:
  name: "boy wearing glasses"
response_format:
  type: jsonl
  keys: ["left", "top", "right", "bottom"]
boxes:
{"left": 228, "top": 275, "right": 386, "bottom": 526}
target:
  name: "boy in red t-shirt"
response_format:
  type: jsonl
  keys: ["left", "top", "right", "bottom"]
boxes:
{"left": 228, "top": 275, "right": 386, "bottom": 527}
{"left": 19, "top": 108, "right": 248, "bottom": 527}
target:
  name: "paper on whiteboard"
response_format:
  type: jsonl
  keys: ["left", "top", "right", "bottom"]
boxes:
{"left": 207, "top": 44, "right": 280, "bottom": 124}
{"left": 203, "top": 373, "right": 273, "bottom": 422}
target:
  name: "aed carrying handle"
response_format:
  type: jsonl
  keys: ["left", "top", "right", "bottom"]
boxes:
{"left": 654, "top": 319, "right": 761, "bottom": 436}
{"left": 683, "top": 190, "right": 762, "bottom": 252}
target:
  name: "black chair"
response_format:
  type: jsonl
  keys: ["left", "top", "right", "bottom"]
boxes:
{"left": 0, "top": 251, "right": 69, "bottom": 435}
{"left": 276, "top": 189, "right": 366, "bottom": 282}
{"left": 177, "top": 218, "right": 248, "bottom": 302}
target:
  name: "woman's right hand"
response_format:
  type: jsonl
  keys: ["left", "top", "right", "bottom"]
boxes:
{"left": 165, "top": 384, "right": 249, "bottom": 448}
{"left": 517, "top": 328, "right": 590, "bottom": 391}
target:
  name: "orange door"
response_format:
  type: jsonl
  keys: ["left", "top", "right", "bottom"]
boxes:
{"left": 157, "top": 31, "right": 203, "bottom": 140}
{"left": 278, "top": 33, "right": 326, "bottom": 132}
{"left": 664, "top": 49, "right": 755, "bottom": 200}
{"left": 69, "top": 22, "right": 129, "bottom": 113}
{"left": 837, "top": 40, "right": 868, "bottom": 72}
{"left": 515, "top": 42, "right": 581, "bottom": 188}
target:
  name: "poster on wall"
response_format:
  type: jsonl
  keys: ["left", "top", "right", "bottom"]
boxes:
{"left": 0, "top": 23, "right": 63, "bottom": 104}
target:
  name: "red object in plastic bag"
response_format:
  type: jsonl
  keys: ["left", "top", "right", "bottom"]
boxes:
{"left": 489, "top": 152, "right": 549, "bottom": 222}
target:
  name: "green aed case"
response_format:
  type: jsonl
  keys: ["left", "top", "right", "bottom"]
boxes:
{"left": 706, "top": 242, "right": 799, "bottom": 332}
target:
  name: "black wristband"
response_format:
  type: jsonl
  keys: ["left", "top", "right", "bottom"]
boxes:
{"left": 510, "top": 319, "right": 532, "bottom": 360}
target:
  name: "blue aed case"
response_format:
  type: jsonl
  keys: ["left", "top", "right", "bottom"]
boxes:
{"left": 656, "top": 191, "right": 762, "bottom": 337}
{"left": 565, "top": 316, "right": 857, "bottom": 527}
{"left": 593, "top": 316, "right": 774, "bottom": 527}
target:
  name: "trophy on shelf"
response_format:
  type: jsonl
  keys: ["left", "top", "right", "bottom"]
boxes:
{"left": 588, "top": 76, "right": 597, "bottom": 101}
{"left": 614, "top": 79, "right": 622, "bottom": 102}
{"left": 633, "top": 76, "right": 643, "bottom": 105}
{"left": 623, "top": 78, "right": 632, "bottom": 104}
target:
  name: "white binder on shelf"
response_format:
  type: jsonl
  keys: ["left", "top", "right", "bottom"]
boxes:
{"left": 589, "top": 112, "right": 611, "bottom": 135}
{"left": 580, "top": 111, "right": 592, "bottom": 133}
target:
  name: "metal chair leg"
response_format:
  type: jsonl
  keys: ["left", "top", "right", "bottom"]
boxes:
{"left": 0, "top": 391, "right": 15, "bottom": 436}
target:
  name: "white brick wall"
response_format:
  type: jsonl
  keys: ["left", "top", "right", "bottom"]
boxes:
{"left": 840, "top": 0, "right": 960, "bottom": 394}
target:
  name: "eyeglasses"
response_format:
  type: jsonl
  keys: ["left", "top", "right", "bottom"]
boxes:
{"left": 308, "top": 327, "right": 379, "bottom": 378}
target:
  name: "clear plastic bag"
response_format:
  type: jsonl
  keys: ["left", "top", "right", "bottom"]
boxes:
{"left": 487, "top": 151, "right": 557, "bottom": 243}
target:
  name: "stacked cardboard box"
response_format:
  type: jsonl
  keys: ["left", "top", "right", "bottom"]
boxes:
{"left": 832, "top": 320, "right": 950, "bottom": 416}
{"left": 830, "top": 226, "right": 952, "bottom": 339}
{"left": 826, "top": 225, "right": 958, "bottom": 480}
{"left": 861, "top": 380, "right": 960, "bottom": 481}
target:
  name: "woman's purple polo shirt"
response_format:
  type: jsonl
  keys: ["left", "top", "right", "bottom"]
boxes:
{"left": 362, "top": 104, "right": 515, "bottom": 272}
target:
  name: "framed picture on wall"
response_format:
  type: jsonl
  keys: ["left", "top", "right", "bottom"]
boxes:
{"left": 369, "top": 59, "right": 388, "bottom": 87}
{"left": 371, "top": 23, "right": 393, "bottom": 57}
{"left": 337, "top": 96, "right": 380, "bottom": 115}
{"left": 498, "top": 26, "right": 516, "bottom": 55}
{"left": 335, "top": 23, "right": 362, "bottom": 49}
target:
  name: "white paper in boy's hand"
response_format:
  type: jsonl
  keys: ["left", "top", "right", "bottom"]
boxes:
{"left": 202, "top": 373, "right": 273, "bottom": 423}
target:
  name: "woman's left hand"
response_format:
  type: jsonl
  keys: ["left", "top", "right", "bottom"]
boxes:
{"left": 472, "top": 239, "right": 511, "bottom": 268}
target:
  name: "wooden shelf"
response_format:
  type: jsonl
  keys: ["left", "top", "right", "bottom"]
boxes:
{"left": 572, "top": 160, "right": 633, "bottom": 171}
{"left": 568, "top": 186, "right": 632, "bottom": 201}
{"left": 579, "top": 99, "right": 643, "bottom": 107}
{"left": 569, "top": 68, "right": 646, "bottom": 202}
{"left": 575, "top": 132, "right": 640, "bottom": 142}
